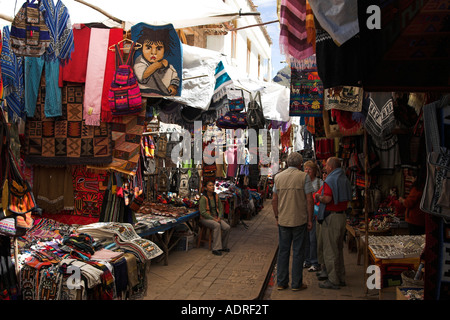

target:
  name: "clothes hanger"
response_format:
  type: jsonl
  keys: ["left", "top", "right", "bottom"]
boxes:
{"left": 108, "top": 37, "right": 142, "bottom": 52}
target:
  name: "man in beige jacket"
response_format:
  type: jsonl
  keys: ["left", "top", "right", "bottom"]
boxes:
{"left": 272, "top": 152, "right": 314, "bottom": 291}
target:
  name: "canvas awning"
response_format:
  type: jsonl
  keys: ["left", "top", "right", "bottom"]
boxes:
{"left": 0, "top": 0, "right": 245, "bottom": 29}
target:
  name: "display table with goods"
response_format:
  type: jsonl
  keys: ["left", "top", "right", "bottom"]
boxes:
{"left": 134, "top": 201, "right": 199, "bottom": 265}
{"left": 9, "top": 217, "right": 161, "bottom": 300}
{"left": 361, "top": 234, "right": 424, "bottom": 294}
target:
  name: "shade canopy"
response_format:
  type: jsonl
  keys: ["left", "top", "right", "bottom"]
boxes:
{"left": 0, "top": 0, "right": 240, "bottom": 29}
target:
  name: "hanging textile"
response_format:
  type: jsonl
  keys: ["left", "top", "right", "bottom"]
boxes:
{"left": 131, "top": 23, "right": 182, "bottom": 97}
{"left": 25, "top": 56, "right": 62, "bottom": 118}
{"left": 39, "top": 0, "right": 75, "bottom": 64}
{"left": 324, "top": 86, "right": 363, "bottom": 112}
{"left": 279, "top": 0, "right": 314, "bottom": 61}
{"left": 83, "top": 28, "right": 110, "bottom": 126}
{"left": 289, "top": 55, "right": 323, "bottom": 117}
{"left": 0, "top": 26, "right": 25, "bottom": 121}
{"left": 331, "top": 109, "right": 362, "bottom": 135}
{"left": 58, "top": 25, "right": 91, "bottom": 85}
{"left": 212, "top": 61, "right": 233, "bottom": 103}
{"left": 364, "top": 92, "right": 395, "bottom": 140}
{"left": 308, "top": 0, "right": 359, "bottom": 46}
{"left": 72, "top": 166, "right": 108, "bottom": 219}
{"left": 24, "top": 80, "right": 113, "bottom": 166}
{"left": 314, "top": 21, "right": 362, "bottom": 89}
{"left": 32, "top": 165, "right": 74, "bottom": 213}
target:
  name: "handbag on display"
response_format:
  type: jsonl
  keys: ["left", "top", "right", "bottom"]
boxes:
{"left": 108, "top": 42, "right": 143, "bottom": 116}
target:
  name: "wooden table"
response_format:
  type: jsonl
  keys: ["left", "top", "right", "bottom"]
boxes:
{"left": 137, "top": 211, "right": 199, "bottom": 265}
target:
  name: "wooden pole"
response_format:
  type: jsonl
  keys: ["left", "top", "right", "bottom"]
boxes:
{"left": 74, "top": 0, "right": 122, "bottom": 23}
{"left": 364, "top": 128, "right": 369, "bottom": 294}
{"left": 228, "top": 19, "right": 279, "bottom": 32}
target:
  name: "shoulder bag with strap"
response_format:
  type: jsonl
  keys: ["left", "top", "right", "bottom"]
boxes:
{"left": 246, "top": 91, "right": 266, "bottom": 129}
{"left": 10, "top": 0, "right": 51, "bottom": 57}
{"left": 108, "top": 42, "right": 143, "bottom": 116}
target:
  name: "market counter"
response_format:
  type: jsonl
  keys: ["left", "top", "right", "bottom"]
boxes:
{"left": 136, "top": 210, "right": 199, "bottom": 266}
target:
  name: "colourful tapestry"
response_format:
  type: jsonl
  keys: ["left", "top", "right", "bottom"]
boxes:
{"left": 24, "top": 78, "right": 113, "bottom": 166}
{"left": 72, "top": 166, "right": 108, "bottom": 219}
{"left": 289, "top": 56, "right": 323, "bottom": 117}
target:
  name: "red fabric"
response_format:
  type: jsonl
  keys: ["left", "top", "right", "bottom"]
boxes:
{"left": 59, "top": 25, "right": 91, "bottom": 86}
{"left": 323, "top": 183, "right": 348, "bottom": 211}
{"left": 315, "top": 138, "right": 334, "bottom": 160}
{"left": 101, "top": 28, "right": 125, "bottom": 123}
{"left": 402, "top": 187, "right": 426, "bottom": 227}
{"left": 40, "top": 212, "right": 98, "bottom": 225}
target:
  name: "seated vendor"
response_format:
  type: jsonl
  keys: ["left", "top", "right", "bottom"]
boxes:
{"left": 198, "top": 180, "right": 231, "bottom": 256}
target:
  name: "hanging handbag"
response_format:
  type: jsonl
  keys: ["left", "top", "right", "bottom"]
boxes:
{"left": 9, "top": 0, "right": 51, "bottom": 57}
{"left": 108, "top": 42, "right": 143, "bottom": 116}
{"left": 0, "top": 150, "right": 37, "bottom": 236}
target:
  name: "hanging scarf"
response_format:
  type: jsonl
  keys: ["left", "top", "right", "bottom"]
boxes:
{"left": 40, "top": 0, "right": 74, "bottom": 64}
{"left": 279, "top": 0, "right": 314, "bottom": 61}
{"left": 0, "top": 26, "right": 25, "bottom": 121}
{"left": 83, "top": 28, "right": 110, "bottom": 126}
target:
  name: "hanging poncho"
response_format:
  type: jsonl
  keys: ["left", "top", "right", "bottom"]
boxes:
{"left": 0, "top": 26, "right": 25, "bottom": 121}
{"left": 40, "top": 0, "right": 75, "bottom": 64}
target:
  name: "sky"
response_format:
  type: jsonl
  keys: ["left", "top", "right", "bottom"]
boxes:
{"left": 252, "top": 0, "right": 287, "bottom": 77}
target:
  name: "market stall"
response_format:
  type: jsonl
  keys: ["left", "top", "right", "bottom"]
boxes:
{"left": 0, "top": 0, "right": 277, "bottom": 300}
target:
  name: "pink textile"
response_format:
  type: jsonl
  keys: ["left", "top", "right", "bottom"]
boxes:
{"left": 279, "top": 0, "right": 314, "bottom": 61}
{"left": 83, "top": 28, "right": 110, "bottom": 126}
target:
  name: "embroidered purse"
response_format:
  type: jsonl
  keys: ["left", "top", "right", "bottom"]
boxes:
{"left": 108, "top": 42, "right": 143, "bottom": 116}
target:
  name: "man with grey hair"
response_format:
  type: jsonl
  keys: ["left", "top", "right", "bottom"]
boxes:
{"left": 314, "top": 156, "right": 352, "bottom": 289}
{"left": 272, "top": 152, "right": 314, "bottom": 291}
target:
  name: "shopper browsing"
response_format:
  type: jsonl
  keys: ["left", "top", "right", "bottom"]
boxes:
{"left": 314, "top": 157, "right": 352, "bottom": 290}
{"left": 272, "top": 152, "right": 314, "bottom": 291}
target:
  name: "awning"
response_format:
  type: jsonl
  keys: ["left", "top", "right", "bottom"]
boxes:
{"left": 0, "top": 0, "right": 241, "bottom": 30}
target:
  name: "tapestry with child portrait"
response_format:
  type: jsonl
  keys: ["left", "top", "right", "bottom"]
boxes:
{"left": 131, "top": 23, "right": 182, "bottom": 97}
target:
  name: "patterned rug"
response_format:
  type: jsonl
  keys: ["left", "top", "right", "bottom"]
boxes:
{"left": 72, "top": 166, "right": 108, "bottom": 219}
{"left": 24, "top": 78, "right": 113, "bottom": 166}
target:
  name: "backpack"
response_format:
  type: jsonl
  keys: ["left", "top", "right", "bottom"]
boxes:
{"left": 178, "top": 169, "right": 190, "bottom": 198}
{"left": 189, "top": 169, "right": 200, "bottom": 191}
{"left": 246, "top": 91, "right": 266, "bottom": 129}
{"left": 157, "top": 168, "right": 169, "bottom": 193}
{"left": 169, "top": 168, "right": 179, "bottom": 193}
{"left": 10, "top": 0, "right": 51, "bottom": 57}
{"left": 108, "top": 42, "right": 143, "bottom": 116}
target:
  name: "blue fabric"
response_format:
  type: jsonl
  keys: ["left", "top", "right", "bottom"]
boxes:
{"left": 317, "top": 167, "right": 351, "bottom": 222}
{"left": 40, "top": 0, "right": 75, "bottom": 64}
{"left": 1, "top": 26, "right": 25, "bottom": 122}
{"left": 304, "top": 220, "right": 318, "bottom": 266}
{"left": 277, "top": 224, "right": 307, "bottom": 289}
{"left": 25, "top": 56, "right": 62, "bottom": 118}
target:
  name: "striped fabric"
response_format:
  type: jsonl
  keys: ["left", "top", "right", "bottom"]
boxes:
{"left": 40, "top": 0, "right": 74, "bottom": 64}
{"left": 1, "top": 26, "right": 25, "bottom": 121}
{"left": 279, "top": 0, "right": 314, "bottom": 61}
{"left": 212, "top": 61, "right": 233, "bottom": 103}
{"left": 9, "top": 0, "right": 51, "bottom": 57}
